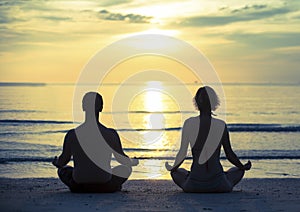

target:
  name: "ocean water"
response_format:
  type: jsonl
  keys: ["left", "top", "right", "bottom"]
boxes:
{"left": 0, "top": 83, "right": 299, "bottom": 179}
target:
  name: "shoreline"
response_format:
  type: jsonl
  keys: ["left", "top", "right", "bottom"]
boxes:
{"left": 1, "top": 158, "right": 299, "bottom": 179}
{"left": 1, "top": 178, "right": 299, "bottom": 211}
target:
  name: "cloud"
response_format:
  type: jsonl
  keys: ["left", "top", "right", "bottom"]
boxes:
{"left": 207, "top": 31, "right": 300, "bottom": 66}
{"left": 0, "top": 14, "right": 21, "bottom": 24}
{"left": 231, "top": 4, "right": 268, "bottom": 13}
{"left": 178, "top": 5, "right": 292, "bottom": 27}
{"left": 98, "top": 9, "right": 152, "bottom": 23}
{"left": 225, "top": 32, "right": 300, "bottom": 50}
{"left": 39, "top": 16, "right": 72, "bottom": 22}
{"left": 0, "top": 0, "right": 151, "bottom": 25}
{"left": 0, "top": 7, "right": 25, "bottom": 24}
{"left": 0, "top": 1, "right": 21, "bottom": 7}
{"left": 96, "top": 0, "right": 133, "bottom": 7}
{"left": 0, "top": 1, "right": 54, "bottom": 24}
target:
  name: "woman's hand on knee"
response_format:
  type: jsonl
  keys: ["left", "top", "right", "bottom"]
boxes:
{"left": 165, "top": 162, "right": 173, "bottom": 171}
{"left": 243, "top": 160, "right": 252, "bottom": 171}
{"left": 131, "top": 157, "right": 139, "bottom": 166}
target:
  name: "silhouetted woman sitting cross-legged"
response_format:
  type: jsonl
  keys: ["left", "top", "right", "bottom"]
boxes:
{"left": 165, "top": 86, "right": 251, "bottom": 193}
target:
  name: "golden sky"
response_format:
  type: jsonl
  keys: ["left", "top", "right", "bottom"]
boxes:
{"left": 0, "top": 0, "right": 300, "bottom": 83}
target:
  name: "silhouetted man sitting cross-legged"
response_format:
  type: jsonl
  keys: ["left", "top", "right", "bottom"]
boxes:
{"left": 52, "top": 92, "right": 138, "bottom": 193}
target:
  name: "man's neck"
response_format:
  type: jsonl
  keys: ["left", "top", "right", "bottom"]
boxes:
{"left": 84, "top": 112, "right": 99, "bottom": 123}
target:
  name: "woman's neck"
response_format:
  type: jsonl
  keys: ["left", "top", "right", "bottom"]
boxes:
{"left": 200, "top": 111, "right": 211, "bottom": 117}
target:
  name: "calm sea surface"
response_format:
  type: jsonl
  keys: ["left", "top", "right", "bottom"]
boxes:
{"left": 0, "top": 83, "right": 299, "bottom": 179}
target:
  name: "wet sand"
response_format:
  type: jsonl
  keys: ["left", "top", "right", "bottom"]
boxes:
{"left": 0, "top": 178, "right": 299, "bottom": 211}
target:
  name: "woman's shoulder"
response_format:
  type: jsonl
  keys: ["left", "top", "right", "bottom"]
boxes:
{"left": 184, "top": 116, "right": 227, "bottom": 126}
{"left": 211, "top": 117, "right": 227, "bottom": 127}
{"left": 185, "top": 116, "right": 199, "bottom": 121}
{"left": 184, "top": 116, "right": 200, "bottom": 125}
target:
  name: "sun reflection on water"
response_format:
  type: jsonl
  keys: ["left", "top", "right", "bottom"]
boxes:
{"left": 128, "top": 81, "right": 181, "bottom": 150}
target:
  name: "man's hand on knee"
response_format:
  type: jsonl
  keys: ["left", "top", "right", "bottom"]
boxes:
{"left": 52, "top": 156, "right": 61, "bottom": 168}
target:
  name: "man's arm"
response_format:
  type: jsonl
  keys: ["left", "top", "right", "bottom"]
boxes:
{"left": 52, "top": 130, "right": 73, "bottom": 168}
{"left": 110, "top": 130, "right": 138, "bottom": 167}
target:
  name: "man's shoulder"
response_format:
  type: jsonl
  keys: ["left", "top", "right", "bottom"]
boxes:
{"left": 66, "top": 128, "right": 76, "bottom": 137}
{"left": 98, "top": 124, "right": 117, "bottom": 133}
{"left": 74, "top": 123, "right": 119, "bottom": 138}
{"left": 96, "top": 124, "right": 119, "bottom": 140}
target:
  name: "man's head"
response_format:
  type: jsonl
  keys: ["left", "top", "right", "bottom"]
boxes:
{"left": 82, "top": 92, "right": 103, "bottom": 113}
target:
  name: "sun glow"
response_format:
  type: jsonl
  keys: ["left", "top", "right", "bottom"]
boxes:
{"left": 144, "top": 81, "right": 164, "bottom": 112}
{"left": 140, "top": 28, "right": 179, "bottom": 36}
{"left": 144, "top": 90, "right": 163, "bottom": 112}
{"left": 137, "top": 28, "right": 180, "bottom": 37}
{"left": 127, "top": 81, "right": 182, "bottom": 148}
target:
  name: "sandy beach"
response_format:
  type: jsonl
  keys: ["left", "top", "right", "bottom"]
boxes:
{"left": 0, "top": 178, "right": 299, "bottom": 212}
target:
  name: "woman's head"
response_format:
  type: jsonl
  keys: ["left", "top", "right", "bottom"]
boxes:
{"left": 194, "top": 86, "right": 220, "bottom": 113}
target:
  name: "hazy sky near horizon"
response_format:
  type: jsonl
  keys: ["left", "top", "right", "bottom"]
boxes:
{"left": 1, "top": 0, "right": 300, "bottom": 83}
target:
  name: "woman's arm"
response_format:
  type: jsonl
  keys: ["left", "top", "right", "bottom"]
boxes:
{"left": 222, "top": 125, "right": 245, "bottom": 169}
{"left": 165, "top": 120, "right": 189, "bottom": 171}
